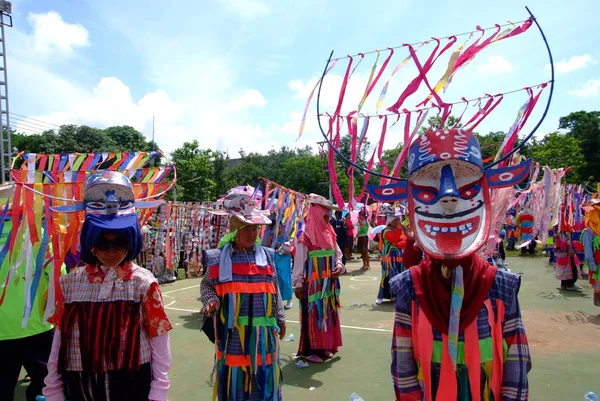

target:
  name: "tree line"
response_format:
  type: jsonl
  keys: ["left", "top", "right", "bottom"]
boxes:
{"left": 7, "top": 110, "right": 599, "bottom": 201}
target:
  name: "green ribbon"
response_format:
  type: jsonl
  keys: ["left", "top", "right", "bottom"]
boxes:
{"left": 308, "top": 248, "right": 335, "bottom": 258}
{"left": 218, "top": 225, "right": 262, "bottom": 249}
{"left": 236, "top": 316, "right": 277, "bottom": 327}
{"left": 430, "top": 337, "right": 508, "bottom": 364}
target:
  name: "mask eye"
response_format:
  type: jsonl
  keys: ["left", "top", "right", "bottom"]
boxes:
{"left": 87, "top": 202, "right": 106, "bottom": 209}
{"left": 119, "top": 201, "right": 133, "bottom": 209}
{"left": 411, "top": 185, "right": 438, "bottom": 205}
{"left": 459, "top": 182, "right": 481, "bottom": 200}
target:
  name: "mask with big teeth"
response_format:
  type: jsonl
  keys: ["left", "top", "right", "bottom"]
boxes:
{"left": 366, "top": 128, "right": 533, "bottom": 259}
{"left": 407, "top": 129, "right": 490, "bottom": 259}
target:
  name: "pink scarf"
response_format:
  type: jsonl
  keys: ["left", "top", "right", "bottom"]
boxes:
{"left": 303, "top": 204, "right": 337, "bottom": 250}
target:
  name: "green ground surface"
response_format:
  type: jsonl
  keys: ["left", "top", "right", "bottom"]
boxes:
{"left": 15, "top": 254, "right": 600, "bottom": 401}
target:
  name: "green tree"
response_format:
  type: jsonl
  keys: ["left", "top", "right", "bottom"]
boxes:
{"left": 279, "top": 153, "right": 329, "bottom": 196}
{"left": 559, "top": 111, "right": 600, "bottom": 184}
{"left": 420, "top": 115, "right": 464, "bottom": 134}
{"left": 55, "top": 125, "right": 115, "bottom": 153}
{"left": 11, "top": 130, "right": 61, "bottom": 154}
{"left": 474, "top": 131, "right": 505, "bottom": 161}
{"left": 171, "top": 140, "right": 216, "bottom": 202}
{"left": 529, "top": 132, "right": 587, "bottom": 183}
{"left": 104, "top": 126, "right": 149, "bottom": 152}
{"left": 213, "top": 151, "right": 234, "bottom": 198}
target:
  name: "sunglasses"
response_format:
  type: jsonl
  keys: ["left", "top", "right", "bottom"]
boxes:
{"left": 94, "top": 238, "right": 129, "bottom": 252}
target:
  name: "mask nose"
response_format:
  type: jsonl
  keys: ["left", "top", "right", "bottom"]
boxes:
{"left": 439, "top": 165, "right": 459, "bottom": 213}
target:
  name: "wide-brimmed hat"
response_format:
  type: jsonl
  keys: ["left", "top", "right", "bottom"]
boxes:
{"left": 583, "top": 198, "right": 600, "bottom": 212}
{"left": 209, "top": 193, "right": 271, "bottom": 225}
{"left": 306, "top": 193, "right": 341, "bottom": 211}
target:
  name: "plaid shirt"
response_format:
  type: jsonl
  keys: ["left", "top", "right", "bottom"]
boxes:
{"left": 390, "top": 267, "right": 531, "bottom": 401}
{"left": 55, "top": 264, "right": 157, "bottom": 371}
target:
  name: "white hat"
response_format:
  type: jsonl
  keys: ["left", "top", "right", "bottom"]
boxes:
{"left": 306, "top": 193, "right": 341, "bottom": 211}
{"left": 209, "top": 193, "right": 271, "bottom": 225}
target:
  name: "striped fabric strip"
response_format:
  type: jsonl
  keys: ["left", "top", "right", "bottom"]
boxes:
{"left": 448, "top": 265, "right": 464, "bottom": 370}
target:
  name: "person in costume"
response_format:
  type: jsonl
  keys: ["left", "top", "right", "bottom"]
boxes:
{"left": 43, "top": 171, "right": 172, "bottom": 401}
{"left": 546, "top": 225, "right": 556, "bottom": 264}
{"left": 571, "top": 221, "right": 586, "bottom": 277}
{"left": 400, "top": 217, "right": 422, "bottom": 270}
{"left": 357, "top": 209, "right": 371, "bottom": 270}
{"left": 345, "top": 212, "right": 355, "bottom": 261}
{"left": 378, "top": 128, "right": 531, "bottom": 401}
{"left": 0, "top": 206, "right": 65, "bottom": 401}
{"left": 330, "top": 210, "right": 348, "bottom": 265}
{"left": 376, "top": 211, "right": 407, "bottom": 305}
{"left": 583, "top": 199, "right": 600, "bottom": 306}
{"left": 553, "top": 231, "right": 582, "bottom": 291}
{"left": 274, "top": 238, "right": 294, "bottom": 310}
{"left": 517, "top": 206, "right": 536, "bottom": 255}
{"left": 292, "top": 194, "right": 344, "bottom": 364}
{"left": 263, "top": 215, "right": 294, "bottom": 309}
{"left": 505, "top": 212, "right": 517, "bottom": 251}
{"left": 200, "top": 193, "right": 286, "bottom": 401}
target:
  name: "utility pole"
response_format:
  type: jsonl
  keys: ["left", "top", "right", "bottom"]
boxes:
{"left": 152, "top": 113, "right": 155, "bottom": 144}
{"left": 0, "top": 1, "right": 12, "bottom": 183}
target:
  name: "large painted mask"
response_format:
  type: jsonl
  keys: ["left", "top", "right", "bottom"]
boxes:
{"left": 52, "top": 171, "right": 162, "bottom": 215}
{"left": 368, "top": 129, "right": 531, "bottom": 259}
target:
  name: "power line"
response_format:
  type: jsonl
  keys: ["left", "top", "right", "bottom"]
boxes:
{"left": 3, "top": 117, "right": 50, "bottom": 132}
{"left": 9, "top": 112, "right": 62, "bottom": 128}
{"left": 7, "top": 115, "right": 57, "bottom": 132}
{"left": 8, "top": 121, "right": 49, "bottom": 133}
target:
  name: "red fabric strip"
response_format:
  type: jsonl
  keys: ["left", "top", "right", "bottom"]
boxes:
{"left": 464, "top": 317, "right": 482, "bottom": 401}
{"left": 417, "top": 307, "right": 434, "bottom": 401}
{"left": 25, "top": 185, "right": 40, "bottom": 244}
{"left": 484, "top": 299, "right": 504, "bottom": 400}
{"left": 334, "top": 56, "right": 355, "bottom": 117}
{"left": 438, "top": 334, "right": 458, "bottom": 401}
{"left": 79, "top": 154, "right": 95, "bottom": 171}
{"left": 209, "top": 263, "right": 274, "bottom": 279}
{"left": 387, "top": 37, "right": 457, "bottom": 113}
{"left": 377, "top": 115, "right": 389, "bottom": 185}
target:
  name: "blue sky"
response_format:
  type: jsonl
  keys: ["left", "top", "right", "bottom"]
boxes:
{"left": 7, "top": 0, "right": 599, "bottom": 156}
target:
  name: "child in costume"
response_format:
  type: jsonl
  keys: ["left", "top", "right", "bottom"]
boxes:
{"left": 292, "top": 194, "right": 345, "bottom": 364}
{"left": 583, "top": 199, "right": 600, "bottom": 306}
{"left": 356, "top": 209, "right": 371, "bottom": 270}
{"left": 369, "top": 129, "right": 531, "bottom": 401}
{"left": 43, "top": 171, "right": 172, "bottom": 401}
{"left": 200, "top": 193, "right": 286, "bottom": 401}
{"left": 376, "top": 211, "right": 406, "bottom": 305}
{"left": 554, "top": 231, "right": 582, "bottom": 291}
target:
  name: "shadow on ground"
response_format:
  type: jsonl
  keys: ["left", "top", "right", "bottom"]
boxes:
{"left": 281, "top": 356, "right": 341, "bottom": 390}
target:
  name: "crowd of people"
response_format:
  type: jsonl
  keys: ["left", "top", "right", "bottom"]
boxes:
{"left": 2, "top": 129, "right": 600, "bottom": 401}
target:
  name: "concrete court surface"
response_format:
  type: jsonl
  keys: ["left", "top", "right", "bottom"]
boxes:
{"left": 14, "top": 255, "right": 600, "bottom": 401}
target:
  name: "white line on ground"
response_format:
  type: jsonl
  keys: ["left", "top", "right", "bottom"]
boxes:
{"left": 162, "top": 284, "right": 200, "bottom": 295}
{"left": 162, "top": 294, "right": 176, "bottom": 307}
{"left": 164, "top": 307, "right": 392, "bottom": 333}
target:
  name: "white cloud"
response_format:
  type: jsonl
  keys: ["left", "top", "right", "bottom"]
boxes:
{"left": 218, "top": 0, "right": 271, "bottom": 19}
{"left": 478, "top": 55, "right": 513, "bottom": 75}
{"left": 14, "top": 77, "right": 188, "bottom": 152}
{"left": 228, "top": 89, "right": 268, "bottom": 111}
{"left": 552, "top": 54, "right": 595, "bottom": 75}
{"left": 26, "top": 11, "right": 90, "bottom": 56}
{"left": 567, "top": 79, "right": 600, "bottom": 98}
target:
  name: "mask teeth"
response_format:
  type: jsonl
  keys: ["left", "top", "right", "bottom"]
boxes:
{"left": 425, "top": 222, "right": 474, "bottom": 236}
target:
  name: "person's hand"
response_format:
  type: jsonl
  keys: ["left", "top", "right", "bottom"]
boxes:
{"left": 332, "top": 265, "right": 345, "bottom": 278}
{"left": 278, "top": 322, "right": 286, "bottom": 340}
{"left": 202, "top": 300, "right": 219, "bottom": 316}
{"left": 294, "top": 287, "right": 304, "bottom": 300}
